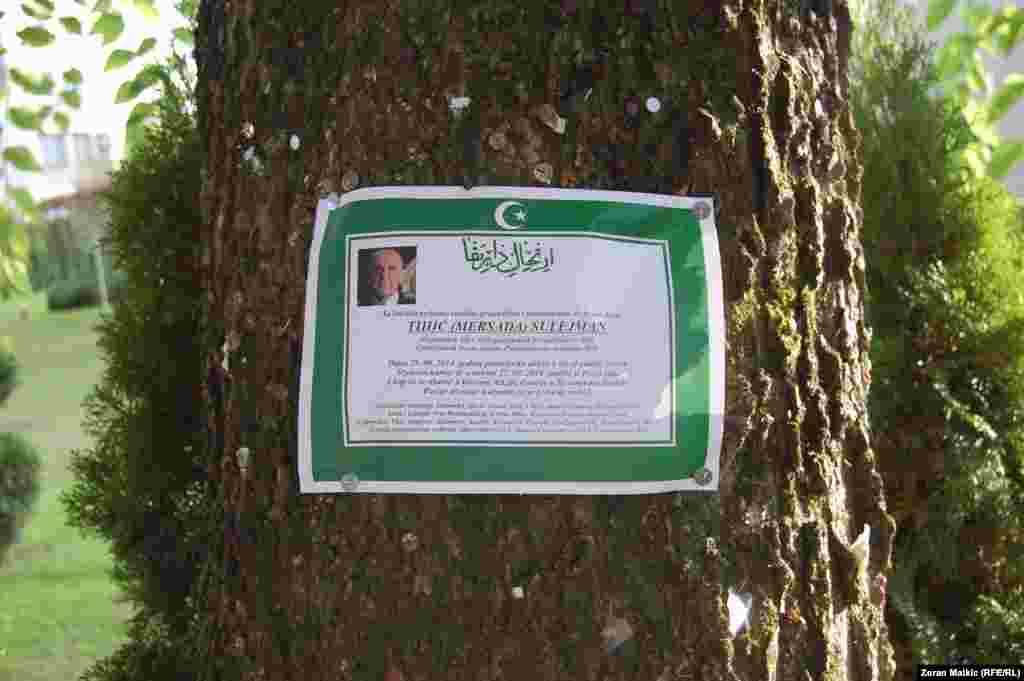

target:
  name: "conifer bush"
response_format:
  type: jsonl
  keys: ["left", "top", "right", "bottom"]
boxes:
{"left": 851, "top": 0, "right": 1024, "bottom": 668}
{"left": 0, "top": 432, "right": 42, "bottom": 565}
{"left": 47, "top": 276, "right": 103, "bottom": 311}
{"left": 45, "top": 269, "right": 130, "bottom": 312}
{"left": 0, "top": 343, "right": 18, "bottom": 408}
{"left": 59, "top": 56, "right": 212, "bottom": 680}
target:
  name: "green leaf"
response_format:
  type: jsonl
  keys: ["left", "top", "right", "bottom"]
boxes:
{"left": 935, "top": 33, "right": 978, "bottom": 83}
{"left": 927, "top": 0, "right": 958, "bottom": 31}
{"left": 962, "top": 2, "right": 993, "bottom": 33}
{"left": 105, "top": 49, "right": 137, "bottom": 71}
{"left": 9, "top": 68, "right": 55, "bottom": 95}
{"left": 29, "top": 0, "right": 55, "bottom": 11}
{"left": 126, "top": 101, "right": 158, "bottom": 127}
{"left": 91, "top": 12, "right": 125, "bottom": 46}
{"left": 52, "top": 111, "right": 70, "bottom": 133}
{"left": 114, "top": 67, "right": 163, "bottom": 104}
{"left": 8, "top": 188, "right": 38, "bottom": 224}
{"left": 0, "top": 255, "right": 32, "bottom": 297}
{"left": 967, "top": 54, "right": 990, "bottom": 95}
{"left": 58, "top": 16, "right": 82, "bottom": 34}
{"left": 16, "top": 26, "right": 56, "bottom": 48}
{"left": 994, "top": 10, "right": 1024, "bottom": 55}
{"left": 988, "top": 139, "right": 1024, "bottom": 179}
{"left": 9, "top": 233, "right": 31, "bottom": 262}
{"left": 173, "top": 27, "right": 193, "bottom": 46}
{"left": 986, "top": 74, "right": 1024, "bottom": 124}
{"left": 60, "top": 89, "right": 81, "bottom": 109}
{"left": 62, "top": 68, "right": 83, "bottom": 85}
{"left": 21, "top": 3, "right": 52, "bottom": 20}
{"left": 136, "top": 37, "right": 157, "bottom": 56}
{"left": 115, "top": 79, "right": 144, "bottom": 104}
{"left": 92, "top": 0, "right": 112, "bottom": 11}
{"left": 131, "top": 0, "right": 159, "bottom": 20}
{"left": 8, "top": 107, "right": 40, "bottom": 130}
{"left": 2, "top": 147, "right": 43, "bottom": 172}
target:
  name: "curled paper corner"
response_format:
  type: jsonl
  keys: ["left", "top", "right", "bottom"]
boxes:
{"left": 850, "top": 523, "right": 871, "bottom": 566}
{"left": 652, "top": 380, "right": 676, "bottom": 421}
{"left": 726, "top": 589, "right": 753, "bottom": 636}
{"left": 652, "top": 367, "right": 700, "bottom": 422}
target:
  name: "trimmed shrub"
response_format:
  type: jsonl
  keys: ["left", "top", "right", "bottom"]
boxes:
{"left": 45, "top": 271, "right": 130, "bottom": 312}
{"left": 47, "top": 277, "right": 103, "bottom": 311}
{"left": 0, "top": 432, "right": 42, "bottom": 565}
{"left": 27, "top": 228, "right": 56, "bottom": 293}
{"left": 78, "top": 609, "right": 198, "bottom": 681}
{"left": 60, "top": 53, "right": 213, "bottom": 681}
{"left": 852, "top": 0, "right": 1024, "bottom": 669}
{"left": 0, "top": 343, "right": 18, "bottom": 408}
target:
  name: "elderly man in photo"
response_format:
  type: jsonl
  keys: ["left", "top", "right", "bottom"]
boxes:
{"left": 359, "top": 248, "right": 416, "bottom": 305}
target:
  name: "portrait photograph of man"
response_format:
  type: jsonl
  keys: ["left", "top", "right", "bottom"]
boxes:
{"left": 357, "top": 246, "right": 417, "bottom": 306}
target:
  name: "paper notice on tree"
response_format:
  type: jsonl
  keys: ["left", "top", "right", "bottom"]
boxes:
{"left": 299, "top": 186, "right": 723, "bottom": 494}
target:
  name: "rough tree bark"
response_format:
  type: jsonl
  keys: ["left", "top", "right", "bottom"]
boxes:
{"left": 195, "top": 0, "right": 896, "bottom": 679}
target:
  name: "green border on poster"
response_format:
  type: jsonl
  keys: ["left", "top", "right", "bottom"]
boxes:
{"left": 298, "top": 187, "right": 724, "bottom": 495}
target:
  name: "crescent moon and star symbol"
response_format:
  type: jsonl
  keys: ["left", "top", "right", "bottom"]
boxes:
{"left": 494, "top": 201, "right": 528, "bottom": 230}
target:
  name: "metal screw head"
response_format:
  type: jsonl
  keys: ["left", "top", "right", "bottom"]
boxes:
{"left": 694, "top": 467, "right": 713, "bottom": 485}
{"left": 645, "top": 96, "right": 662, "bottom": 113}
{"left": 289, "top": 134, "right": 300, "bottom": 150}
{"left": 341, "top": 473, "right": 359, "bottom": 491}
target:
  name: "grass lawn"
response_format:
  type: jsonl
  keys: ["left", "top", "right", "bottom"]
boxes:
{"left": 0, "top": 290, "right": 134, "bottom": 681}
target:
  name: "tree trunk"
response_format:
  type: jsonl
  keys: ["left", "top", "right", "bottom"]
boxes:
{"left": 195, "top": 1, "right": 896, "bottom": 679}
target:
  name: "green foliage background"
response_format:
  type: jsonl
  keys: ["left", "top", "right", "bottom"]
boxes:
{"left": 1, "top": 0, "right": 197, "bottom": 301}
{"left": 58, "top": 53, "right": 212, "bottom": 680}
{"left": 851, "top": 0, "right": 1024, "bottom": 666}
